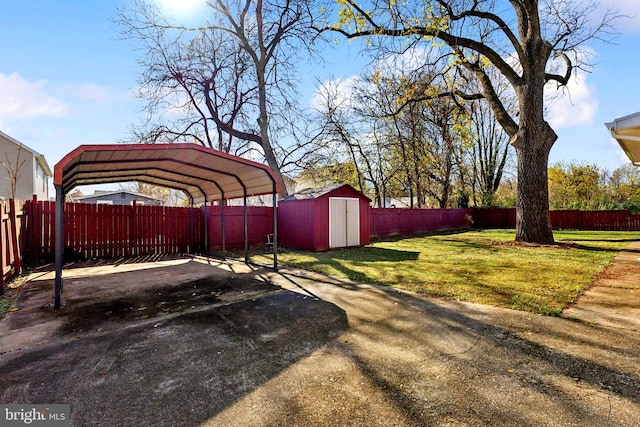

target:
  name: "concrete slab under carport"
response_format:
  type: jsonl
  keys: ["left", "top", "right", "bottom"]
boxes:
{"left": 1, "top": 256, "right": 348, "bottom": 426}
{"left": 1, "top": 255, "right": 640, "bottom": 426}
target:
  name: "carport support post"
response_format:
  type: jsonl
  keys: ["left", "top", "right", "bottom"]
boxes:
{"left": 212, "top": 182, "right": 226, "bottom": 260}
{"left": 203, "top": 198, "right": 209, "bottom": 254}
{"left": 220, "top": 193, "right": 225, "bottom": 259}
{"left": 189, "top": 199, "right": 194, "bottom": 253}
{"left": 244, "top": 188, "right": 248, "bottom": 264}
{"left": 54, "top": 184, "right": 64, "bottom": 309}
{"left": 272, "top": 187, "right": 278, "bottom": 271}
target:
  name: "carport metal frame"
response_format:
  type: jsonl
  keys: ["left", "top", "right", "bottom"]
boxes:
{"left": 53, "top": 144, "right": 280, "bottom": 309}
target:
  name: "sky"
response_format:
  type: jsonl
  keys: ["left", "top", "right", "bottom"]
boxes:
{"left": 1, "top": 0, "right": 639, "bottom": 197}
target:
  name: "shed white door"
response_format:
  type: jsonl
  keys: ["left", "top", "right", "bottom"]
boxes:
{"left": 329, "top": 198, "right": 360, "bottom": 248}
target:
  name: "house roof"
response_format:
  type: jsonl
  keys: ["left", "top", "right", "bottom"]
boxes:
{"left": 282, "top": 183, "right": 370, "bottom": 201}
{"left": 606, "top": 112, "right": 640, "bottom": 165}
{"left": 74, "top": 190, "right": 162, "bottom": 202}
{"left": 0, "top": 129, "right": 53, "bottom": 177}
{"left": 54, "top": 144, "right": 280, "bottom": 204}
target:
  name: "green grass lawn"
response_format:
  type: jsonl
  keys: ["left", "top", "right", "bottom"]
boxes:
{"left": 262, "top": 230, "right": 639, "bottom": 316}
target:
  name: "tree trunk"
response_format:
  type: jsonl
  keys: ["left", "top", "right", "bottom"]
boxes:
{"left": 512, "top": 30, "right": 556, "bottom": 244}
{"left": 514, "top": 140, "right": 555, "bottom": 244}
{"left": 258, "top": 118, "right": 288, "bottom": 198}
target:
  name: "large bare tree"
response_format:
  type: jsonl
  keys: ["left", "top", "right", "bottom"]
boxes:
{"left": 119, "top": 0, "right": 324, "bottom": 197}
{"left": 319, "top": 0, "right": 617, "bottom": 243}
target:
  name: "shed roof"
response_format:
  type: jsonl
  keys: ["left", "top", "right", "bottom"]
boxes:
{"left": 282, "top": 183, "right": 371, "bottom": 201}
{"left": 54, "top": 144, "right": 280, "bottom": 203}
{"left": 606, "top": 112, "right": 640, "bottom": 165}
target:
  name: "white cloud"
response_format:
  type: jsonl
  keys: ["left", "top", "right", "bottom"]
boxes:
{"left": 598, "top": 0, "right": 640, "bottom": 33}
{"left": 546, "top": 73, "right": 599, "bottom": 129}
{"left": 156, "top": 0, "right": 207, "bottom": 20}
{"left": 0, "top": 72, "right": 69, "bottom": 124}
{"left": 373, "top": 45, "right": 442, "bottom": 77}
{"left": 72, "top": 83, "right": 119, "bottom": 105}
{"left": 309, "top": 75, "right": 361, "bottom": 113}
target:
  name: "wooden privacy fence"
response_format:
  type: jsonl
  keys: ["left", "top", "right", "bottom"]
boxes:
{"left": 10, "top": 201, "right": 640, "bottom": 277}
{"left": 25, "top": 201, "right": 204, "bottom": 260}
{"left": 473, "top": 208, "right": 640, "bottom": 231}
{"left": 370, "top": 208, "right": 474, "bottom": 238}
{"left": 206, "top": 206, "right": 275, "bottom": 250}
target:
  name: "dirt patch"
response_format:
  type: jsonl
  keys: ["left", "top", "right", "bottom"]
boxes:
{"left": 597, "top": 259, "right": 640, "bottom": 281}
{"left": 493, "top": 240, "right": 579, "bottom": 249}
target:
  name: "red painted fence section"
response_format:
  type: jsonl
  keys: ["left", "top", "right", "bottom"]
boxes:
{"left": 473, "top": 208, "right": 640, "bottom": 231}
{"left": 471, "top": 208, "right": 516, "bottom": 229}
{"left": 18, "top": 201, "right": 640, "bottom": 264}
{"left": 206, "top": 206, "right": 274, "bottom": 250}
{"left": 26, "top": 201, "right": 204, "bottom": 259}
{"left": 370, "top": 208, "right": 474, "bottom": 239}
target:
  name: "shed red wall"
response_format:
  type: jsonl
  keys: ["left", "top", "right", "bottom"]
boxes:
{"left": 278, "top": 199, "right": 318, "bottom": 251}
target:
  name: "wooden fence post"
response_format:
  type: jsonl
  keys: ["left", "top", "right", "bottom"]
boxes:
{"left": 0, "top": 203, "right": 3, "bottom": 295}
{"left": 8, "top": 199, "right": 21, "bottom": 275}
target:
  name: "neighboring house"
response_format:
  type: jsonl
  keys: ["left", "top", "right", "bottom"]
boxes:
{"left": 0, "top": 130, "right": 52, "bottom": 201}
{"left": 73, "top": 190, "right": 162, "bottom": 206}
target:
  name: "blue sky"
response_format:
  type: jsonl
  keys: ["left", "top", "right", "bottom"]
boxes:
{"left": 1, "top": 0, "right": 639, "bottom": 196}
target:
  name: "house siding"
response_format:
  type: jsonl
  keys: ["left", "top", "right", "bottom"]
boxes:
{"left": 0, "top": 132, "right": 51, "bottom": 201}
{"left": 0, "top": 138, "right": 34, "bottom": 200}
{"left": 33, "top": 158, "right": 49, "bottom": 200}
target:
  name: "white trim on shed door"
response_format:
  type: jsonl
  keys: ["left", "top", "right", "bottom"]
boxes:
{"left": 329, "top": 197, "right": 360, "bottom": 248}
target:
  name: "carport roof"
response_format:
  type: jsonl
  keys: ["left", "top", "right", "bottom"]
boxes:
{"left": 54, "top": 144, "right": 280, "bottom": 203}
{"left": 606, "top": 112, "right": 640, "bottom": 165}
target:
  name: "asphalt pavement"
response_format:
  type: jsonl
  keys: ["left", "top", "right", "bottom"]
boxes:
{"left": 1, "top": 248, "right": 639, "bottom": 426}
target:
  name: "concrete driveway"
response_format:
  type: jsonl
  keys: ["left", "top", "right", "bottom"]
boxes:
{"left": 1, "top": 251, "right": 639, "bottom": 426}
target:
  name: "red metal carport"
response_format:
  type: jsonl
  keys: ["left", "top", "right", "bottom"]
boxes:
{"left": 52, "top": 143, "right": 280, "bottom": 309}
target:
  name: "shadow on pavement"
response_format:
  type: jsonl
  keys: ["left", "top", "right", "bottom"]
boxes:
{"left": 0, "top": 259, "right": 348, "bottom": 427}
{"left": 236, "top": 268, "right": 640, "bottom": 427}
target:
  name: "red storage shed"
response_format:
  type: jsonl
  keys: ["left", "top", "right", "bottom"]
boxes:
{"left": 278, "top": 184, "right": 371, "bottom": 251}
